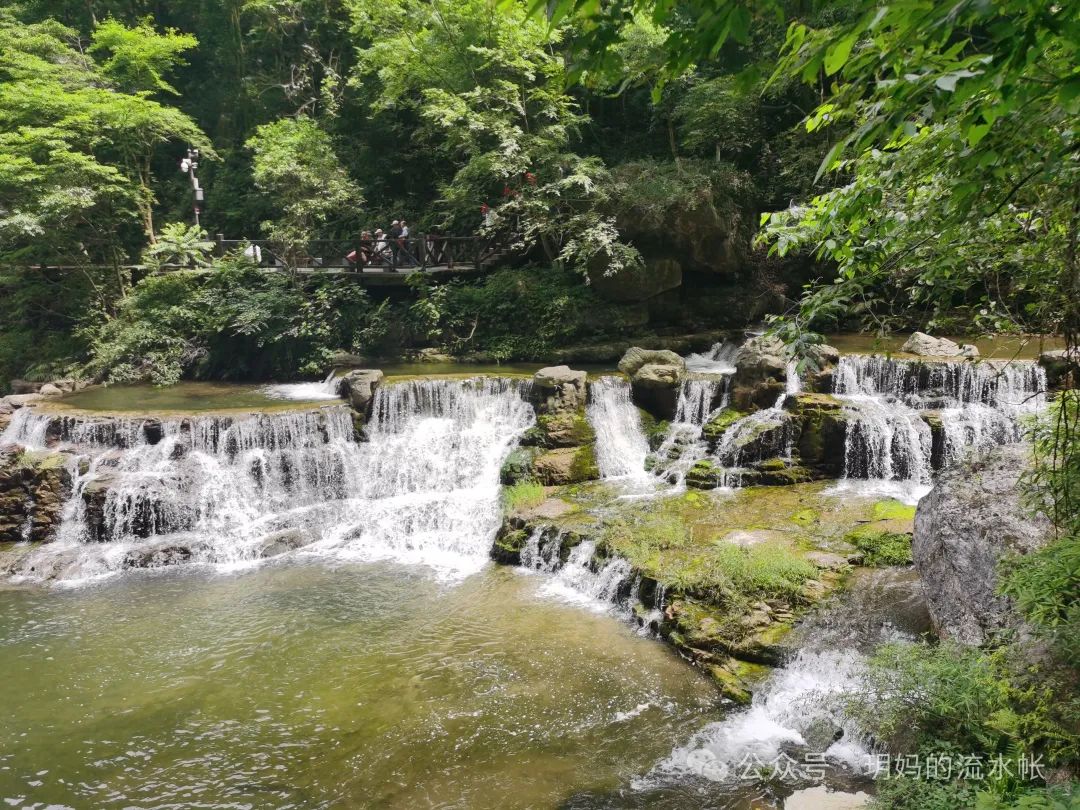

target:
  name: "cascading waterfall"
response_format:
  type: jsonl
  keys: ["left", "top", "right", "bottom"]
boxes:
{"left": 587, "top": 376, "right": 651, "bottom": 480}
{"left": 536, "top": 540, "right": 635, "bottom": 611}
{"left": 833, "top": 355, "right": 1045, "bottom": 492}
{"left": 2, "top": 377, "right": 534, "bottom": 583}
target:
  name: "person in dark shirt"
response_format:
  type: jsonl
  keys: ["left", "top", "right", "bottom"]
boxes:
{"left": 388, "top": 220, "right": 402, "bottom": 270}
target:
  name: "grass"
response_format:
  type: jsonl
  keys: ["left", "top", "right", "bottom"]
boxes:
{"left": 502, "top": 481, "right": 546, "bottom": 513}
{"left": 846, "top": 525, "right": 913, "bottom": 566}
{"left": 872, "top": 498, "right": 918, "bottom": 521}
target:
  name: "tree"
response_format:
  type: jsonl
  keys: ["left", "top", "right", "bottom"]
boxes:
{"left": 245, "top": 115, "right": 361, "bottom": 263}
{"left": 352, "top": 0, "right": 640, "bottom": 274}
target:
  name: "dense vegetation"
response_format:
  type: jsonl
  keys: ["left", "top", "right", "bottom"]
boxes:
{"left": 2, "top": 1, "right": 1078, "bottom": 804}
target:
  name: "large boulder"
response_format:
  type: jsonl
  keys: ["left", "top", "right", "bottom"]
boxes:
{"left": 618, "top": 348, "right": 686, "bottom": 420}
{"left": 532, "top": 445, "right": 599, "bottom": 485}
{"left": 901, "top": 332, "right": 978, "bottom": 358}
{"left": 586, "top": 257, "right": 683, "bottom": 303}
{"left": 913, "top": 444, "right": 1052, "bottom": 645}
{"left": 531, "top": 366, "right": 587, "bottom": 415}
{"left": 731, "top": 336, "right": 788, "bottom": 409}
{"left": 337, "top": 369, "right": 383, "bottom": 420}
{"left": 1039, "top": 347, "right": 1077, "bottom": 390}
{"left": 787, "top": 393, "right": 848, "bottom": 475}
{"left": 8, "top": 379, "right": 41, "bottom": 395}
{"left": 3, "top": 393, "right": 44, "bottom": 409}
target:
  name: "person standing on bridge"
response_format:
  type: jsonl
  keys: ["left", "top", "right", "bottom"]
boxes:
{"left": 399, "top": 220, "right": 413, "bottom": 267}
{"left": 388, "top": 220, "right": 402, "bottom": 270}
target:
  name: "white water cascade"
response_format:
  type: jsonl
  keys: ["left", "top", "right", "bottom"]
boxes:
{"left": 832, "top": 355, "right": 1045, "bottom": 500}
{"left": 650, "top": 377, "right": 730, "bottom": 486}
{"left": 2, "top": 377, "right": 534, "bottom": 583}
{"left": 684, "top": 342, "right": 739, "bottom": 375}
{"left": 535, "top": 540, "right": 636, "bottom": 611}
{"left": 588, "top": 376, "right": 651, "bottom": 481}
{"left": 262, "top": 370, "right": 341, "bottom": 401}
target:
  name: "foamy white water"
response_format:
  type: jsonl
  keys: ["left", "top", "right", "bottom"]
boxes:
{"left": 2, "top": 378, "right": 534, "bottom": 583}
{"left": 588, "top": 376, "right": 651, "bottom": 481}
{"left": 262, "top": 370, "right": 340, "bottom": 401}
{"left": 684, "top": 342, "right": 739, "bottom": 375}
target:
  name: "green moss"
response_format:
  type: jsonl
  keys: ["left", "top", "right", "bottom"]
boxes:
{"left": 499, "top": 446, "right": 540, "bottom": 485}
{"left": 872, "top": 499, "right": 918, "bottom": 522}
{"left": 685, "top": 459, "right": 723, "bottom": 489}
{"left": 708, "top": 664, "right": 752, "bottom": 705}
{"left": 846, "top": 525, "right": 913, "bottom": 566}
{"left": 790, "top": 508, "right": 820, "bottom": 527}
{"left": 638, "top": 408, "right": 670, "bottom": 449}
{"left": 756, "top": 457, "right": 788, "bottom": 472}
{"left": 17, "top": 451, "right": 66, "bottom": 471}
{"left": 702, "top": 408, "right": 747, "bottom": 443}
{"left": 502, "top": 481, "right": 546, "bottom": 513}
{"left": 569, "top": 443, "right": 600, "bottom": 480}
{"left": 535, "top": 411, "right": 595, "bottom": 447}
{"left": 494, "top": 527, "right": 528, "bottom": 555}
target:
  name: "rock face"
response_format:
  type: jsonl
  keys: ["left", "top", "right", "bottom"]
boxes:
{"left": 531, "top": 366, "right": 587, "bottom": 415}
{"left": 913, "top": 444, "right": 1052, "bottom": 645}
{"left": 586, "top": 257, "right": 682, "bottom": 303}
{"left": 617, "top": 348, "right": 686, "bottom": 419}
{"left": 532, "top": 445, "right": 599, "bottom": 485}
{"left": 1039, "top": 347, "right": 1077, "bottom": 390}
{"left": 337, "top": 369, "right": 384, "bottom": 420}
{"left": 900, "top": 332, "right": 978, "bottom": 358}
{"left": 0, "top": 448, "right": 72, "bottom": 542}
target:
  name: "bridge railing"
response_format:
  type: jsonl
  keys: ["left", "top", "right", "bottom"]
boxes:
{"left": 212, "top": 234, "right": 503, "bottom": 273}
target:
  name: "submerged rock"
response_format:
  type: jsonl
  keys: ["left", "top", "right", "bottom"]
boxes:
{"left": 913, "top": 444, "right": 1052, "bottom": 645}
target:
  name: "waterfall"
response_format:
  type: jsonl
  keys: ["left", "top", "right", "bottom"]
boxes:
{"left": 587, "top": 376, "right": 650, "bottom": 480}
{"left": 536, "top": 540, "right": 635, "bottom": 611}
{"left": 833, "top": 355, "right": 1045, "bottom": 489}
{"left": 3, "top": 377, "right": 533, "bottom": 583}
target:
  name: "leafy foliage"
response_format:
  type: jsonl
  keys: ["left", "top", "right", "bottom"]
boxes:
{"left": 85, "top": 255, "right": 381, "bottom": 384}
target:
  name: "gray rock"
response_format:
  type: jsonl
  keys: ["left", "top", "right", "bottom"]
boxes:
{"left": 587, "top": 257, "right": 683, "bottom": 303}
{"left": 1039, "top": 347, "right": 1077, "bottom": 390}
{"left": 3, "top": 393, "right": 44, "bottom": 409}
{"left": 733, "top": 335, "right": 787, "bottom": 391}
{"left": 8, "top": 379, "right": 41, "bottom": 395}
{"left": 900, "top": 332, "right": 964, "bottom": 357}
{"left": 337, "top": 369, "right": 383, "bottom": 418}
{"left": 913, "top": 444, "right": 1052, "bottom": 645}
{"left": 50, "top": 379, "right": 76, "bottom": 393}
{"left": 959, "top": 344, "right": 980, "bottom": 359}
{"left": 617, "top": 348, "right": 685, "bottom": 377}
{"left": 38, "top": 383, "right": 63, "bottom": 397}
{"left": 257, "top": 528, "right": 312, "bottom": 558}
{"left": 531, "top": 366, "right": 587, "bottom": 414}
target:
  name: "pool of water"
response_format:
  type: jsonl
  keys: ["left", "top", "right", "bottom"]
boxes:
{"left": 0, "top": 561, "right": 721, "bottom": 809}
{"left": 55, "top": 381, "right": 335, "bottom": 414}
{"left": 824, "top": 332, "right": 1062, "bottom": 360}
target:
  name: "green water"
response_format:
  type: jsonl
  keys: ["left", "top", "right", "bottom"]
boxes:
{"left": 0, "top": 561, "right": 720, "bottom": 809}
{"left": 55, "top": 381, "right": 331, "bottom": 414}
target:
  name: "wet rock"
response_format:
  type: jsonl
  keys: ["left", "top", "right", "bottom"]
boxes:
{"left": 913, "top": 443, "right": 1052, "bottom": 645}
{"left": 499, "top": 446, "right": 542, "bottom": 485}
{"left": 532, "top": 445, "right": 599, "bottom": 485}
{"left": 805, "top": 551, "right": 850, "bottom": 571}
{"left": 38, "top": 383, "right": 63, "bottom": 397}
{"left": 617, "top": 347, "right": 685, "bottom": 377}
{"left": 618, "top": 348, "right": 686, "bottom": 420}
{"left": 1039, "top": 347, "right": 1077, "bottom": 390}
{"left": 257, "top": 528, "right": 311, "bottom": 558}
{"left": 337, "top": 369, "right": 383, "bottom": 420}
{"left": 0, "top": 448, "right": 72, "bottom": 542}
{"left": 531, "top": 366, "right": 587, "bottom": 415}
{"left": 3, "top": 393, "right": 44, "bottom": 409}
{"left": 715, "top": 411, "right": 794, "bottom": 466}
{"left": 733, "top": 335, "right": 787, "bottom": 389}
{"left": 522, "top": 411, "right": 595, "bottom": 449}
{"left": 786, "top": 393, "right": 847, "bottom": 475}
{"left": 123, "top": 540, "right": 205, "bottom": 570}
{"left": 900, "top": 332, "right": 969, "bottom": 357}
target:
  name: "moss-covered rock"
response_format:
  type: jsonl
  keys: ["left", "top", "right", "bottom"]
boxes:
{"left": 685, "top": 459, "right": 725, "bottom": 489}
{"left": 702, "top": 408, "right": 747, "bottom": 446}
{"left": 532, "top": 411, "right": 596, "bottom": 448}
{"left": 533, "top": 444, "right": 600, "bottom": 485}
{"left": 499, "top": 446, "right": 542, "bottom": 485}
{"left": 845, "top": 525, "right": 913, "bottom": 566}
{"left": 786, "top": 393, "right": 847, "bottom": 475}
{"left": 0, "top": 448, "right": 72, "bottom": 542}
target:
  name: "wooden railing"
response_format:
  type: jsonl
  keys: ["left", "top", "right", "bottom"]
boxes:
{"left": 212, "top": 234, "right": 505, "bottom": 273}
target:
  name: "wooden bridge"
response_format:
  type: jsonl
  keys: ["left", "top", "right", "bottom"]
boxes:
{"left": 209, "top": 234, "right": 510, "bottom": 283}
{"left": 10, "top": 234, "right": 512, "bottom": 287}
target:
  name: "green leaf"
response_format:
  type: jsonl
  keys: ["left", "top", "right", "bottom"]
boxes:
{"left": 824, "top": 31, "right": 858, "bottom": 76}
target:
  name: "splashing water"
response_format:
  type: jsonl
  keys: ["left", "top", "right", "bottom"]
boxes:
{"left": 684, "top": 342, "right": 739, "bottom": 375}
{"left": 588, "top": 376, "right": 651, "bottom": 481}
{"left": 3, "top": 377, "right": 534, "bottom": 583}
{"left": 262, "top": 370, "right": 341, "bottom": 401}
{"left": 830, "top": 355, "right": 1045, "bottom": 502}
{"left": 536, "top": 540, "right": 635, "bottom": 612}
